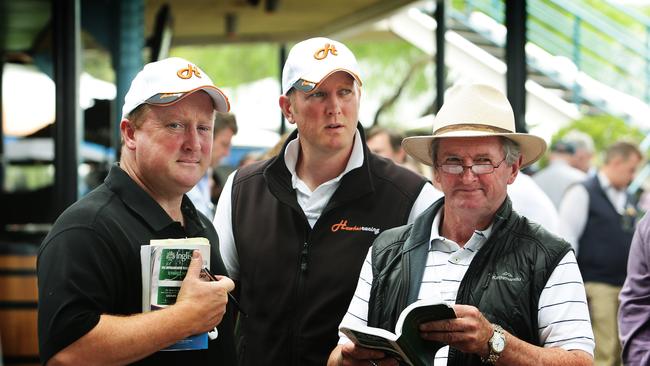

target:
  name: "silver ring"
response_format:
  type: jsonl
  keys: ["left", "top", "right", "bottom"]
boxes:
{"left": 369, "top": 361, "right": 378, "bottom": 366}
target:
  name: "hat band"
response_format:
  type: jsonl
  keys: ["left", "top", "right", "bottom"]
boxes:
{"left": 435, "top": 123, "right": 513, "bottom": 135}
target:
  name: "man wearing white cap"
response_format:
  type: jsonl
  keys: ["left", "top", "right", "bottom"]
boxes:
{"left": 330, "top": 84, "right": 594, "bottom": 366}
{"left": 38, "top": 57, "right": 237, "bottom": 365}
{"left": 213, "top": 37, "right": 440, "bottom": 366}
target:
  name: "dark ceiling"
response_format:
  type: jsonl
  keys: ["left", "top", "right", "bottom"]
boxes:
{"left": 1, "top": 0, "right": 420, "bottom": 61}
{"left": 1, "top": 0, "right": 51, "bottom": 54}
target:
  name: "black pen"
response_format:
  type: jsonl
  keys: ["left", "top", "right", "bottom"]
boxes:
{"left": 201, "top": 266, "right": 247, "bottom": 317}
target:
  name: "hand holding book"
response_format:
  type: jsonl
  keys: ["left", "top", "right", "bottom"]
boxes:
{"left": 176, "top": 251, "right": 234, "bottom": 332}
{"left": 140, "top": 237, "right": 233, "bottom": 351}
{"left": 339, "top": 298, "right": 456, "bottom": 366}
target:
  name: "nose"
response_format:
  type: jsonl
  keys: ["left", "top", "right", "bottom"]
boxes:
{"left": 460, "top": 166, "right": 478, "bottom": 183}
{"left": 183, "top": 127, "right": 202, "bottom": 152}
{"left": 325, "top": 95, "right": 342, "bottom": 116}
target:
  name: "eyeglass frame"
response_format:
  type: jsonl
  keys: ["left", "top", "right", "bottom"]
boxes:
{"left": 435, "top": 158, "right": 507, "bottom": 175}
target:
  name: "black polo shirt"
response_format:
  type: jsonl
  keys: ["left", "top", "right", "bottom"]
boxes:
{"left": 37, "top": 165, "right": 236, "bottom": 365}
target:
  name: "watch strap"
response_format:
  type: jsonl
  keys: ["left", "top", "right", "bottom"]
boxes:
{"left": 480, "top": 324, "right": 505, "bottom": 365}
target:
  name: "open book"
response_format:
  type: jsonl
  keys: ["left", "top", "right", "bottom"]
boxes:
{"left": 339, "top": 298, "right": 456, "bottom": 366}
{"left": 140, "top": 237, "right": 211, "bottom": 351}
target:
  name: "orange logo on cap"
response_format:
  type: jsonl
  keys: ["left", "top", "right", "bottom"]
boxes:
{"left": 177, "top": 64, "right": 202, "bottom": 79}
{"left": 314, "top": 43, "right": 338, "bottom": 60}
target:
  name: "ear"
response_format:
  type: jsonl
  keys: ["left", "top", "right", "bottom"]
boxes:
{"left": 279, "top": 95, "right": 296, "bottom": 124}
{"left": 396, "top": 148, "right": 407, "bottom": 164}
{"left": 120, "top": 119, "right": 137, "bottom": 150}
{"left": 507, "top": 156, "right": 522, "bottom": 185}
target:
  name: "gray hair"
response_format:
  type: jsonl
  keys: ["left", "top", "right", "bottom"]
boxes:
{"left": 431, "top": 136, "right": 521, "bottom": 166}
{"left": 563, "top": 130, "right": 595, "bottom": 154}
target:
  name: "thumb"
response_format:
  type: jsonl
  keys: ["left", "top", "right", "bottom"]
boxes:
{"left": 184, "top": 250, "right": 203, "bottom": 280}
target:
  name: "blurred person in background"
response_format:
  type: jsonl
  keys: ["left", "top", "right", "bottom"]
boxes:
{"left": 507, "top": 171, "right": 559, "bottom": 235}
{"left": 187, "top": 112, "right": 237, "bottom": 219}
{"left": 566, "top": 130, "right": 596, "bottom": 174}
{"left": 237, "top": 151, "right": 264, "bottom": 168}
{"left": 533, "top": 131, "right": 594, "bottom": 209}
{"left": 619, "top": 212, "right": 650, "bottom": 365}
{"left": 366, "top": 126, "right": 407, "bottom": 164}
{"left": 559, "top": 141, "right": 643, "bottom": 366}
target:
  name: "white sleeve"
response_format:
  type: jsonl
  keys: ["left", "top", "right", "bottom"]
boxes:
{"left": 408, "top": 183, "right": 442, "bottom": 223}
{"left": 337, "top": 247, "right": 374, "bottom": 345}
{"left": 557, "top": 184, "right": 589, "bottom": 254}
{"left": 213, "top": 171, "right": 239, "bottom": 279}
{"left": 537, "top": 251, "right": 595, "bottom": 355}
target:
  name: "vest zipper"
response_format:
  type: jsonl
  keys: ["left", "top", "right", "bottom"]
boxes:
{"left": 290, "top": 241, "right": 310, "bottom": 365}
{"left": 300, "top": 241, "right": 309, "bottom": 273}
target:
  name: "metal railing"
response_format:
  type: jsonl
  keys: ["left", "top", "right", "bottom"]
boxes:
{"left": 453, "top": 0, "right": 650, "bottom": 105}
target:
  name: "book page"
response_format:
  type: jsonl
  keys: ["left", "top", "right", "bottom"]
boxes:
{"left": 140, "top": 245, "right": 151, "bottom": 312}
{"left": 395, "top": 297, "right": 456, "bottom": 334}
{"left": 148, "top": 238, "right": 210, "bottom": 310}
{"left": 394, "top": 297, "right": 456, "bottom": 366}
{"left": 339, "top": 324, "right": 412, "bottom": 364}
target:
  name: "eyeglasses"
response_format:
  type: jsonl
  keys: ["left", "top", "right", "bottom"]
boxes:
{"left": 436, "top": 158, "right": 506, "bottom": 175}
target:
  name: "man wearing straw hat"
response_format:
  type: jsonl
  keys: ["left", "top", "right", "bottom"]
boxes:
{"left": 329, "top": 84, "right": 594, "bottom": 366}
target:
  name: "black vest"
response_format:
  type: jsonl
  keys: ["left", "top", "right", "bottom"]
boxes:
{"left": 577, "top": 175, "right": 636, "bottom": 286}
{"left": 368, "top": 198, "right": 571, "bottom": 366}
{"left": 231, "top": 125, "right": 427, "bottom": 366}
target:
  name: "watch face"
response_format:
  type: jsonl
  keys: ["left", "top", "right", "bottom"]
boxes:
{"left": 492, "top": 334, "right": 506, "bottom": 353}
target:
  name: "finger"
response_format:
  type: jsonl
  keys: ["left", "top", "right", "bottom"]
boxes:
{"left": 419, "top": 318, "right": 455, "bottom": 332}
{"left": 184, "top": 250, "right": 203, "bottom": 280}
{"left": 214, "top": 275, "right": 235, "bottom": 292}
{"left": 340, "top": 342, "right": 386, "bottom": 361}
{"left": 367, "top": 357, "right": 399, "bottom": 366}
{"left": 452, "top": 304, "right": 482, "bottom": 318}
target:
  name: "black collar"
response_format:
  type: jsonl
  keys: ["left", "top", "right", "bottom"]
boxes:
{"left": 104, "top": 164, "right": 207, "bottom": 235}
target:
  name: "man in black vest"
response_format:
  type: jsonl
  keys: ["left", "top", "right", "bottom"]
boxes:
{"left": 559, "top": 141, "right": 642, "bottom": 366}
{"left": 212, "top": 37, "right": 439, "bottom": 366}
{"left": 329, "top": 84, "right": 594, "bottom": 366}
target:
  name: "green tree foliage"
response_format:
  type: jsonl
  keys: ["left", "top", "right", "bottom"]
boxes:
{"left": 171, "top": 43, "right": 280, "bottom": 87}
{"left": 346, "top": 40, "right": 430, "bottom": 93}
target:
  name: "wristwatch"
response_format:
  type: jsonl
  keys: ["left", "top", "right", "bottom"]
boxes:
{"left": 481, "top": 324, "right": 506, "bottom": 365}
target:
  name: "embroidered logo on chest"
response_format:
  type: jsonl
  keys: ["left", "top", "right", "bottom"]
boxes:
{"left": 331, "top": 219, "right": 380, "bottom": 235}
{"left": 491, "top": 271, "right": 522, "bottom": 282}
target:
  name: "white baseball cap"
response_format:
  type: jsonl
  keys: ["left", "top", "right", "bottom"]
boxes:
{"left": 121, "top": 57, "right": 230, "bottom": 118}
{"left": 281, "top": 37, "right": 362, "bottom": 95}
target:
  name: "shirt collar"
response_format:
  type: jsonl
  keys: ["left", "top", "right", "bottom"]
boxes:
{"left": 429, "top": 205, "right": 494, "bottom": 251}
{"left": 597, "top": 170, "right": 625, "bottom": 193}
{"left": 284, "top": 130, "right": 364, "bottom": 189}
{"left": 105, "top": 164, "right": 206, "bottom": 234}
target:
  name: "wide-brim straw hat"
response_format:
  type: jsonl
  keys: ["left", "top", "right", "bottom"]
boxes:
{"left": 402, "top": 83, "right": 547, "bottom": 168}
